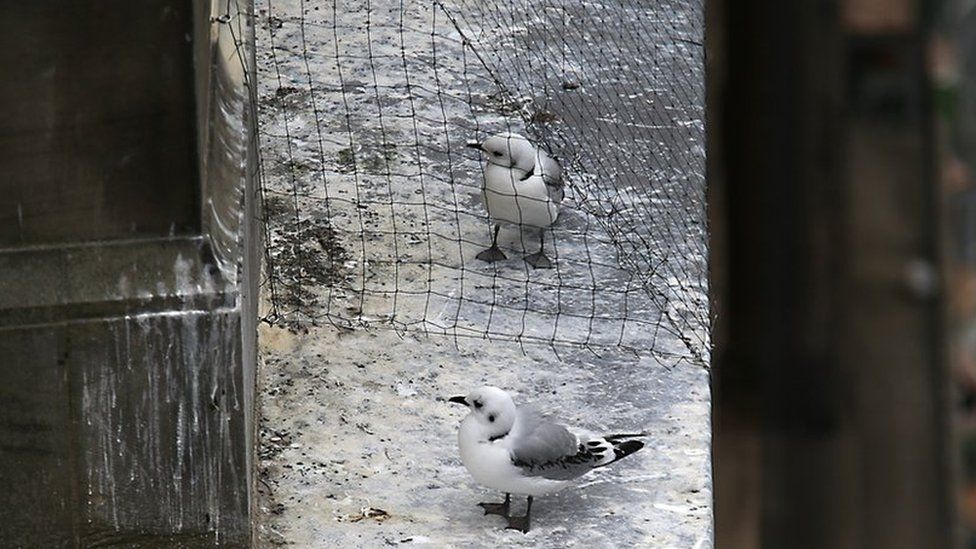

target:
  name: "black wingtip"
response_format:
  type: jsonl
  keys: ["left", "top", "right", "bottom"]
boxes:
{"left": 448, "top": 395, "right": 468, "bottom": 405}
{"left": 613, "top": 440, "right": 645, "bottom": 461}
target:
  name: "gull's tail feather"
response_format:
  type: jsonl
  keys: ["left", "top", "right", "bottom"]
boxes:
{"left": 603, "top": 432, "right": 648, "bottom": 443}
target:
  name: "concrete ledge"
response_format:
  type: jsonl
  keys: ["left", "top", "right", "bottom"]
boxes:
{"left": 0, "top": 237, "right": 237, "bottom": 328}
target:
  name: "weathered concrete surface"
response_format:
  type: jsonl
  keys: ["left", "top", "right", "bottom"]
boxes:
{"left": 255, "top": 0, "right": 710, "bottom": 546}
{"left": 0, "top": 242, "right": 252, "bottom": 546}
{"left": 257, "top": 325, "right": 710, "bottom": 547}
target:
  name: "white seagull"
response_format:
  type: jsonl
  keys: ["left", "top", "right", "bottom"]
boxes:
{"left": 466, "top": 133, "right": 564, "bottom": 268}
{"left": 448, "top": 386, "right": 646, "bottom": 533}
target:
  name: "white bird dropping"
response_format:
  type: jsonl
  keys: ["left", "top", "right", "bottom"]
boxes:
{"left": 448, "top": 386, "right": 646, "bottom": 533}
{"left": 466, "top": 133, "right": 564, "bottom": 268}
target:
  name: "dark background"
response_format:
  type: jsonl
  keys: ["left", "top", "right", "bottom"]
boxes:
{"left": 708, "top": 0, "right": 976, "bottom": 546}
{"left": 0, "top": 1, "right": 199, "bottom": 247}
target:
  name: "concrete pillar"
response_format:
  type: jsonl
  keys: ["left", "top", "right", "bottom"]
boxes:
{"left": 0, "top": 1, "right": 258, "bottom": 545}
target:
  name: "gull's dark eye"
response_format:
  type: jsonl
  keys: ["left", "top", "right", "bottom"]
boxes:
{"left": 473, "top": 400, "right": 482, "bottom": 409}
{"left": 492, "top": 151, "right": 502, "bottom": 157}
{"left": 488, "top": 414, "right": 496, "bottom": 423}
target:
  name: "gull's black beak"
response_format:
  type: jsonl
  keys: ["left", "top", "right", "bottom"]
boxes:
{"left": 465, "top": 141, "right": 483, "bottom": 151}
{"left": 448, "top": 395, "right": 468, "bottom": 406}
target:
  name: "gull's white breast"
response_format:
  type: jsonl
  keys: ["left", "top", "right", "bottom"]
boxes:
{"left": 481, "top": 163, "right": 559, "bottom": 228}
{"left": 457, "top": 415, "right": 570, "bottom": 497}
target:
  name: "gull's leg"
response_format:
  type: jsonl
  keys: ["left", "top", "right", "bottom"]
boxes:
{"left": 505, "top": 495, "right": 533, "bottom": 533}
{"left": 523, "top": 228, "right": 552, "bottom": 269}
{"left": 478, "top": 492, "right": 511, "bottom": 517}
{"left": 476, "top": 224, "right": 507, "bottom": 262}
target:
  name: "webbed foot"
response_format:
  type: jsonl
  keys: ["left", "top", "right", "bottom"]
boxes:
{"left": 476, "top": 245, "right": 508, "bottom": 262}
{"left": 478, "top": 501, "right": 510, "bottom": 517}
{"left": 505, "top": 514, "right": 530, "bottom": 533}
{"left": 523, "top": 251, "right": 552, "bottom": 269}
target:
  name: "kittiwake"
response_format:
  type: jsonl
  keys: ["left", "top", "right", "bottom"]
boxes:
{"left": 448, "top": 386, "right": 645, "bottom": 533}
{"left": 466, "top": 133, "right": 564, "bottom": 269}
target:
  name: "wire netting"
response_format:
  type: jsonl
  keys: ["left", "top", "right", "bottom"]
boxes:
{"left": 253, "top": 0, "right": 707, "bottom": 364}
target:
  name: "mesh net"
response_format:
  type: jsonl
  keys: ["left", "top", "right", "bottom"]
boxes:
{"left": 253, "top": 0, "right": 707, "bottom": 364}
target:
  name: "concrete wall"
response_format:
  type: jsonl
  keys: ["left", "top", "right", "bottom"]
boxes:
{"left": 0, "top": 1, "right": 258, "bottom": 546}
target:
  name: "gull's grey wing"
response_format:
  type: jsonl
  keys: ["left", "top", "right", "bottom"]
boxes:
{"left": 510, "top": 410, "right": 603, "bottom": 481}
{"left": 538, "top": 150, "right": 564, "bottom": 203}
{"left": 544, "top": 179, "right": 565, "bottom": 203}
{"left": 539, "top": 152, "right": 563, "bottom": 184}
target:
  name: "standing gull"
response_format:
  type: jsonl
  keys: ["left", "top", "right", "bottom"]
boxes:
{"left": 466, "top": 133, "right": 564, "bottom": 268}
{"left": 448, "top": 386, "right": 645, "bottom": 533}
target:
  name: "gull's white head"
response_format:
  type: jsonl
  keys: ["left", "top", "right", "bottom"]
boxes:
{"left": 467, "top": 132, "right": 536, "bottom": 173}
{"left": 449, "top": 386, "right": 518, "bottom": 440}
